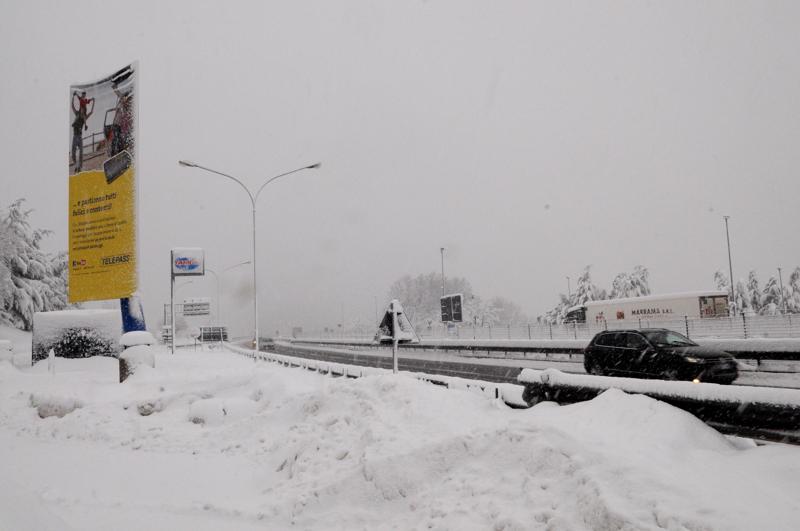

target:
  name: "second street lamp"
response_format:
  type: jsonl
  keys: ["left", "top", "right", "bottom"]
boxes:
{"left": 179, "top": 160, "right": 321, "bottom": 350}
{"left": 206, "top": 259, "right": 251, "bottom": 326}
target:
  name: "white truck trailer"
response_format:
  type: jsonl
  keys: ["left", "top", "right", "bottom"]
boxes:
{"left": 564, "top": 291, "right": 729, "bottom": 324}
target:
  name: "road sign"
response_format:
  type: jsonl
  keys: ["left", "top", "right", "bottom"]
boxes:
{"left": 440, "top": 293, "right": 463, "bottom": 323}
{"left": 171, "top": 248, "right": 205, "bottom": 276}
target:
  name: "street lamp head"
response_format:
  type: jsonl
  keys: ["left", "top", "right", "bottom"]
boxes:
{"left": 306, "top": 162, "right": 322, "bottom": 170}
{"left": 178, "top": 160, "right": 197, "bottom": 168}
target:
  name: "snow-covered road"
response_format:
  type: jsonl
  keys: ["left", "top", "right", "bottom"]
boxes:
{"left": 2, "top": 347, "right": 800, "bottom": 530}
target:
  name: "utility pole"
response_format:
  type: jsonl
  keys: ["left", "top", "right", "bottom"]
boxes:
{"left": 778, "top": 267, "right": 786, "bottom": 314}
{"left": 723, "top": 216, "right": 735, "bottom": 312}
{"left": 440, "top": 247, "right": 446, "bottom": 296}
{"left": 566, "top": 276, "right": 572, "bottom": 299}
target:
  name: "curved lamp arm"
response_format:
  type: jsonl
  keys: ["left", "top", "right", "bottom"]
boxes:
{"left": 179, "top": 160, "right": 255, "bottom": 207}
{"left": 254, "top": 162, "right": 321, "bottom": 203}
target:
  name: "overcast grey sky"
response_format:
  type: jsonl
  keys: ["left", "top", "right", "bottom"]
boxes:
{"left": 2, "top": 1, "right": 799, "bottom": 337}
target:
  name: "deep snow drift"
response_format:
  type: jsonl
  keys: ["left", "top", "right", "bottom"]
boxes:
{"left": 0, "top": 338, "right": 799, "bottom": 530}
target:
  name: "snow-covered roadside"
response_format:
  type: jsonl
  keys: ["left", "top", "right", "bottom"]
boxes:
{"left": 1, "top": 342, "right": 800, "bottom": 530}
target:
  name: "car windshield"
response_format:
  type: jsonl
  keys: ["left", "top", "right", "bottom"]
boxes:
{"left": 642, "top": 330, "right": 697, "bottom": 347}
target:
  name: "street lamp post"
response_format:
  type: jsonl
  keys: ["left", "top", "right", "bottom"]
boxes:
{"left": 440, "top": 247, "right": 446, "bottom": 296}
{"left": 179, "top": 160, "right": 321, "bottom": 351}
{"left": 723, "top": 216, "right": 735, "bottom": 312}
{"left": 206, "top": 260, "right": 251, "bottom": 325}
{"left": 778, "top": 267, "right": 786, "bottom": 314}
{"left": 170, "top": 279, "right": 195, "bottom": 354}
{"left": 566, "top": 276, "right": 571, "bottom": 299}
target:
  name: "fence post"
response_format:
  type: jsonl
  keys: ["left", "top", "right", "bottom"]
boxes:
{"left": 742, "top": 313, "right": 748, "bottom": 339}
{"left": 548, "top": 322, "right": 553, "bottom": 340}
{"left": 507, "top": 324, "right": 511, "bottom": 339}
{"left": 638, "top": 318, "right": 641, "bottom": 330}
{"left": 573, "top": 321, "right": 577, "bottom": 340}
{"left": 604, "top": 318, "right": 608, "bottom": 331}
{"left": 684, "top": 315, "right": 689, "bottom": 338}
{"left": 473, "top": 323, "right": 476, "bottom": 340}
{"left": 527, "top": 324, "right": 532, "bottom": 340}
{"left": 488, "top": 325, "right": 492, "bottom": 339}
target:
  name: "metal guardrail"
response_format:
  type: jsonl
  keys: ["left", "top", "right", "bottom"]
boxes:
{"left": 223, "top": 342, "right": 527, "bottom": 407}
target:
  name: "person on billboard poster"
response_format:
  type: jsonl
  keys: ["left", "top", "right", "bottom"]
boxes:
{"left": 70, "top": 91, "right": 94, "bottom": 172}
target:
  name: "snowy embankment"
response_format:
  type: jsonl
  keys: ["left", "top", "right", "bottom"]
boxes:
{"left": 518, "top": 369, "right": 800, "bottom": 408}
{"left": 0, "top": 332, "right": 798, "bottom": 529}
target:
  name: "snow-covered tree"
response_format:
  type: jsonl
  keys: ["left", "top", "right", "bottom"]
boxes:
{"left": 609, "top": 272, "right": 631, "bottom": 299}
{"left": 0, "top": 199, "right": 68, "bottom": 330}
{"left": 572, "top": 266, "right": 603, "bottom": 306}
{"left": 489, "top": 296, "right": 528, "bottom": 325}
{"left": 787, "top": 268, "right": 800, "bottom": 313}
{"left": 542, "top": 293, "right": 571, "bottom": 324}
{"left": 463, "top": 295, "right": 500, "bottom": 327}
{"left": 733, "top": 279, "right": 749, "bottom": 315}
{"left": 713, "top": 270, "right": 730, "bottom": 293}
{"left": 608, "top": 266, "right": 650, "bottom": 299}
{"left": 387, "top": 272, "right": 474, "bottom": 327}
{"left": 746, "top": 270, "right": 761, "bottom": 313}
{"left": 628, "top": 265, "right": 650, "bottom": 297}
{"left": 760, "top": 276, "right": 781, "bottom": 315}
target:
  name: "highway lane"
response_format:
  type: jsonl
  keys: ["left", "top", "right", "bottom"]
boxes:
{"left": 269, "top": 342, "right": 800, "bottom": 389}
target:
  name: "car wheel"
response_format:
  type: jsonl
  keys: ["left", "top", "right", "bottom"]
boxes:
{"left": 586, "top": 360, "right": 605, "bottom": 376}
{"left": 662, "top": 369, "right": 680, "bottom": 381}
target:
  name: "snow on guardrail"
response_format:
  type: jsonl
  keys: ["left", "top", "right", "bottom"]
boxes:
{"left": 517, "top": 368, "right": 800, "bottom": 407}
{"left": 224, "top": 342, "right": 527, "bottom": 407}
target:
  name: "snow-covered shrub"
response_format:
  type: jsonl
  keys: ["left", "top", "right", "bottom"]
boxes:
{"left": 29, "top": 393, "right": 83, "bottom": 418}
{"left": 119, "top": 344, "right": 155, "bottom": 382}
{"left": 32, "top": 309, "right": 122, "bottom": 363}
{"left": 33, "top": 327, "right": 118, "bottom": 363}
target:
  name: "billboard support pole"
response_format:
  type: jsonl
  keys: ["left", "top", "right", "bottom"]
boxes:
{"left": 120, "top": 296, "right": 146, "bottom": 333}
{"left": 170, "top": 250, "right": 176, "bottom": 355}
{"left": 391, "top": 301, "right": 399, "bottom": 374}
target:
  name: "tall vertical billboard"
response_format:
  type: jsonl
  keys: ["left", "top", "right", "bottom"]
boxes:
{"left": 68, "top": 63, "right": 138, "bottom": 302}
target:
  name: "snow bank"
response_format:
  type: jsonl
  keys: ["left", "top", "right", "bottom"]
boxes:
{"left": 518, "top": 368, "right": 800, "bottom": 406}
{"left": 0, "top": 347, "right": 799, "bottom": 530}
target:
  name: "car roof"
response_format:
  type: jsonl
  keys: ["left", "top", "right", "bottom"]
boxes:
{"left": 596, "top": 328, "right": 670, "bottom": 334}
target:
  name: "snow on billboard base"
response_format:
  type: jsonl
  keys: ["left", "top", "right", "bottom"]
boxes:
{"left": 0, "top": 344, "right": 798, "bottom": 530}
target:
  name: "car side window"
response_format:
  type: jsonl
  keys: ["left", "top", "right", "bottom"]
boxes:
{"left": 595, "top": 333, "right": 614, "bottom": 347}
{"left": 626, "top": 333, "right": 647, "bottom": 349}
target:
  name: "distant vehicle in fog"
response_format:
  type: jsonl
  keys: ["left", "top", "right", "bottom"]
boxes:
{"left": 583, "top": 328, "right": 739, "bottom": 384}
{"left": 563, "top": 291, "right": 730, "bottom": 324}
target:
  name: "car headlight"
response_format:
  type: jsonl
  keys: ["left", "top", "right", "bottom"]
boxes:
{"left": 684, "top": 356, "right": 701, "bottom": 363}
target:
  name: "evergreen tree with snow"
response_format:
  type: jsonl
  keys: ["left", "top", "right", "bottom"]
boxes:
{"left": 746, "top": 270, "right": 761, "bottom": 314}
{"left": 787, "top": 267, "right": 800, "bottom": 313}
{"left": 609, "top": 266, "right": 650, "bottom": 299}
{"left": 628, "top": 265, "right": 651, "bottom": 297}
{"left": 0, "top": 199, "right": 68, "bottom": 330}
{"left": 713, "top": 270, "right": 730, "bottom": 293}
{"left": 609, "top": 272, "right": 631, "bottom": 299}
{"left": 733, "top": 280, "right": 749, "bottom": 315}
{"left": 572, "top": 266, "right": 603, "bottom": 306}
{"left": 760, "top": 276, "right": 781, "bottom": 315}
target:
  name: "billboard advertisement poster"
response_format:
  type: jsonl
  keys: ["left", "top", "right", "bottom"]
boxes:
{"left": 171, "top": 248, "right": 205, "bottom": 276}
{"left": 68, "top": 63, "right": 138, "bottom": 303}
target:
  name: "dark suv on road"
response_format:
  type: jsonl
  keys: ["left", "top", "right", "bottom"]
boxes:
{"left": 584, "top": 328, "right": 738, "bottom": 384}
